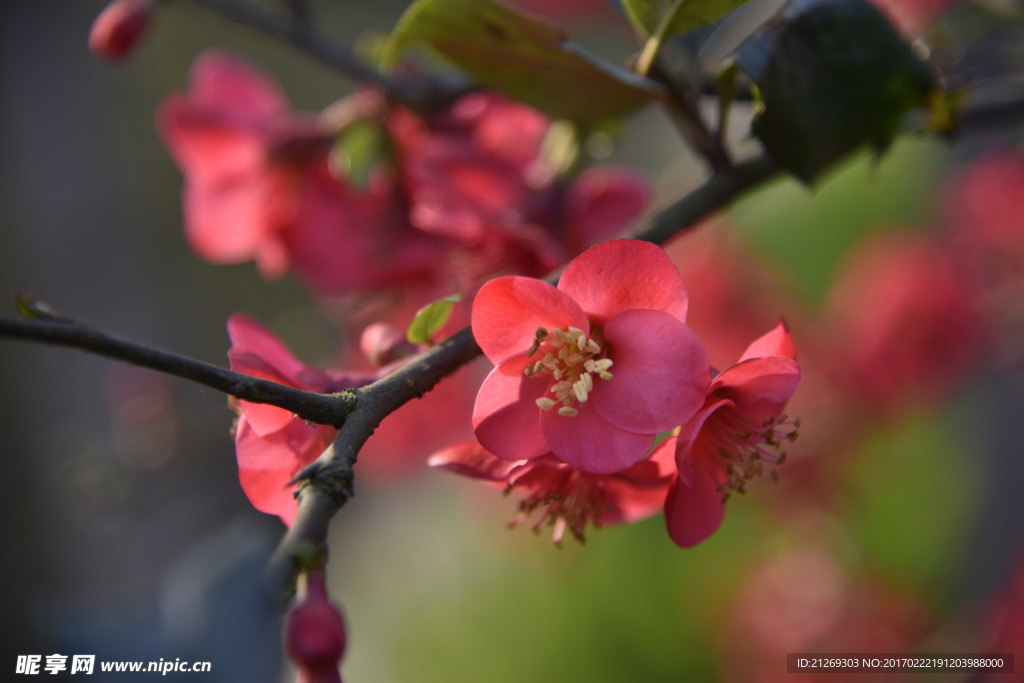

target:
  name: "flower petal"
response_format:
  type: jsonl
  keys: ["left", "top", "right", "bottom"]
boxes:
{"left": 235, "top": 417, "right": 333, "bottom": 527}
{"left": 591, "top": 309, "right": 711, "bottom": 434}
{"left": 558, "top": 239, "right": 689, "bottom": 325}
{"left": 427, "top": 442, "right": 524, "bottom": 481}
{"left": 739, "top": 320, "right": 796, "bottom": 361}
{"left": 664, "top": 459, "right": 728, "bottom": 548}
{"left": 228, "top": 313, "right": 310, "bottom": 381}
{"left": 472, "top": 276, "right": 589, "bottom": 364}
{"left": 473, "top": 355, "right": 551, "bottom": 462}
{"left": 713, "top": 356, "right": 801, "bottom": 412}
{"left": 540, "top": 403, "right": 655, "bottom": 474}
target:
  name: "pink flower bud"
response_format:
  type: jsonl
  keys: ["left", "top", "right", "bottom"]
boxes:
{"left": 285, "top": 572, "right": 347, "bottom": 683}
{"left": 89, "top": 0, "right": 152, "bottom": 62}
{"left": 360, "top": 322, "right": 419, "bottom": 367}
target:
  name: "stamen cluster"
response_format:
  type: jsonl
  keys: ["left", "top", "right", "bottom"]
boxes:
{"left": 715, "top": 413, "right": 801, "bottom": 503}
{"left": 523, "top": 326, "right": 614, "bottom": 417}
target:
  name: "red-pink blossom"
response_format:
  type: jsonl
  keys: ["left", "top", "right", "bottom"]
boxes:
{"left": 471, "top": 239, "right": 711, "bottom": 475}
{"left": 394, "top": 92, "right": 652, "bottom": 279}
{"left": 89, "top": 0, "right": 152, "bottom": 62}
{"left": 158, "top": 51, "right": 445, "bottom": 291}
{"left": 429, "top": 438, "right": 675, "bottom": 545}
{"left": 666, "top": 321, "right": 800, "bottom": 548}
{"left": 227, "top": 314, "right": 375, "bottom": 526}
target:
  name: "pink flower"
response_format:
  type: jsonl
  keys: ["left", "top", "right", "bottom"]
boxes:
{"left": 429, "top": 438, "right": 675, "bottom": 545}
{"left": 227, "top": 314, "right": 375, "bottom": 526}
{"left": 471, "top": 239, "right": 711, "bottom": 474}
{"left": 89, "top": 0, "right": 152, "bottom": 62}
{"left": 158, "top": 51, "right": 445, "bottom": 291}
{"left": 666, "top": 321, "right": 800, "bottom": 547}
{"left": 394, "top": 92, "right": 652, "bottom": 279}
{"left": 824, "top": 231, "right": 982, "bottom": 410}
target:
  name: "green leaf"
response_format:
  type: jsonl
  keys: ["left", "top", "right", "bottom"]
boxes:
{"left": 12, "top": 293, "right": 58, "bottom": 321}
{"left": 735, "top": 0, "right": 934, "bottom": 183}
{"left": 623, "top": 0, "right": 756, "bottom": 39}
{"left": 328, "top": 120, "right": 393, "bottom": 190}
{"left": 407, "top": 294, "right": 461, "bottom": 345}
{"left": 387, "top": 0, "right": 660, "bottom": 127}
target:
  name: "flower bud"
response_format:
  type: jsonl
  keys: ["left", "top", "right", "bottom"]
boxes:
{"left": 285, "top": 571, "right": 347, "bottom": 683}
{"left": 89, "top": 0, "right": 153, "bottom": 62}
{"left": 360, "top": 322, "right": 419, "bottom": 367}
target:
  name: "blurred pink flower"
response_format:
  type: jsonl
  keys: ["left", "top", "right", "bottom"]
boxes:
{"left": 395, "top": 92, "right": 652, "bottom": 279}
{"left": 471, "top": 239, "right": 710, "bottom": 474}
{"left": 158, "top": 51, "right": 445, "bottom": 291}
{"left": 429, "top": 437, "right": 675, "bottom": 545}
{"left": 825, "top": 231, "right": 982, "bottom": 411}
{"left": 666, "top": 322, "right": 800, "bottom": 547}
{"left": 227, "top": 314, "right": 375, "bottom": 526}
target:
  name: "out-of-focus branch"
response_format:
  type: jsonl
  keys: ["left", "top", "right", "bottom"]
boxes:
{"left": 181, "top": 0, "right": 473, "bottom": 111}
{"left": 0, "top": 314, "right": 355, "bottom": 426}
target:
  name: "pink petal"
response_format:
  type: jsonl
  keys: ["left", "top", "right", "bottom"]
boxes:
{"left": 674, "top": 398, "right": 732, "bottom": 484}
{"left": 471, "top": 276, "right": 589, "bottom": 364}
{"left": 227, "top": 350, "right": 304, "bottom": 437}
{"left": 739, "top": 320, "right": 796, "bottom": 361}
{"left": 598, "top": 437, "right": 677, "bottom": 525}
{"left": 182, "top": 172, "right": 284, "bottom": 265}
{"left": 558, "top": 239, "right": 689, "bottom": 325}
{"left": 591, "top": 309, "right": 711, "bottom": 434}
{"left": 713, "top": 356, "right": 801, "bottom": 412}
{"left": 157, "top": 96, "right": 268, "bottom": 187}
{"left": 227, "top": 314, "right": 312, "bottom": 383}
{"left": 427, "top": 442, "right": 524, "bottom": 481}
{"left": 472, "top": 355, "right": 551, "bottom": 462}
{"left": 234, "top": 417, "right": 332, "bottom": 527}
{"left": 540, "top": 402, "right": 655, "bottom": 474}
{"left": 564, "top": 167, "right": 651, "bottom": 256}
{"left": 664, "top": 460, "right": 728, "bottom": 548}
{"left": 189, "top": 50, "right": 288, "bottom": 123}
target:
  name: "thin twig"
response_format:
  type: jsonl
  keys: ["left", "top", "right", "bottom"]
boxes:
{"left": 181, "top": 0, "right": 473, "bottom": 111}
{"left": 0, "top": 315, "right": 356, "bottom": 426}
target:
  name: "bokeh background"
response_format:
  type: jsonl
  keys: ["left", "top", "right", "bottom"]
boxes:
{"left": 1, "top": 0, "right": 1023, "bottom": 681}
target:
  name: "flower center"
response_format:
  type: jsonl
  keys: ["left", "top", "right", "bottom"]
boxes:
{"left": 507, "top": 468, "right": 609, "bottom": 545}
{"left": 523, "top": 326, "right": 614, "bottom": 417}
{"left": 709, "top": 411, "right": 801, "bottom": 503}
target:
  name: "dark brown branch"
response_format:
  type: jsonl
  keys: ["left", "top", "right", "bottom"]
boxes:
{"left": 182, "top": 0, "right": 473, "bottom": 111}
{"left": 0, "top": 315, "right": 355, "bottom": 426}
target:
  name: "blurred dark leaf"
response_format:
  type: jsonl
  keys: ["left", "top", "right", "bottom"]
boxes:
{"left": 387, "top": 0, "right": 661, "bottom": 127}
{"left": 736, "top": 0, "right": 934, "bottom": 183}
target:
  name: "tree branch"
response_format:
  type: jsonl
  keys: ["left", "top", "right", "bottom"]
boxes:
{"left": 181, "top": 0, "right": 473, "bottom": 111}
{"left": 0, "top": 315, "right": 355, "bottom": 426}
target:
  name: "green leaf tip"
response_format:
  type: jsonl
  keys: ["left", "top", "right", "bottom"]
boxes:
{"left": 407, "top": 293, "right": 462, "bottom": 345}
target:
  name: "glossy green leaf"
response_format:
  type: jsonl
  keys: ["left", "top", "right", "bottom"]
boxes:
{"left": 623, "top": 0, "right": 756, "bottom": 39}
{"left": 387, "top": 0, "right": 660, "bottom": 127}
{"left": 407, "top": 294, "right": 461, "bottom": 345}
{"left": 735, "top": 0, "right": 934, "bottom": 183}
{"left": 328, "top": 120, "right": 393, "bottom": 191}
